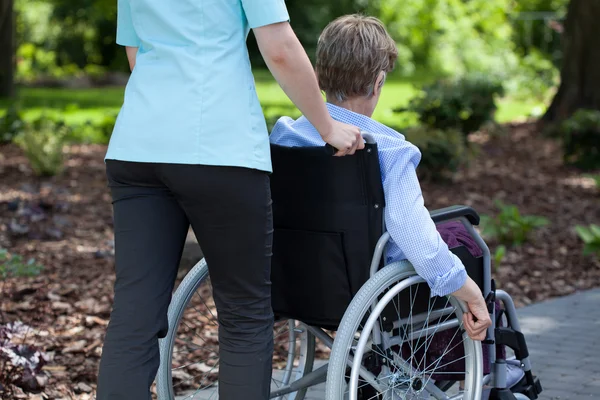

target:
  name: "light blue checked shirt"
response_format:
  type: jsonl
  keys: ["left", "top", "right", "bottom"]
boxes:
{"left": 269, "top": 103, "right": 467, "bottom": 297}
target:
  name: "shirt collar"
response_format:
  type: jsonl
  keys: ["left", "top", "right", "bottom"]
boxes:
{"left": 325, "top": 103, "right": 400, "bottom": 137}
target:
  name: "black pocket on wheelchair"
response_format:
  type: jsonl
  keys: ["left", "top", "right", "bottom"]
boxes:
{"left": 271, "top": 228, "right": 354, "bottom": 328}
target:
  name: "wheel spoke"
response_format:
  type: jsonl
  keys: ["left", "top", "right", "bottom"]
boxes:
{"left": 333, "top": 268, "right": 480, "bottom": 400}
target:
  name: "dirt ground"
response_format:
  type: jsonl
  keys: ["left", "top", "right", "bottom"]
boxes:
{"left": 0, "top": 122, "right": 599, "bottom": 399}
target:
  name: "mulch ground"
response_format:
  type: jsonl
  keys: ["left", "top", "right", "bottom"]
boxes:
{"left": 0, "top": 122, "right": 598, "bottom": 399}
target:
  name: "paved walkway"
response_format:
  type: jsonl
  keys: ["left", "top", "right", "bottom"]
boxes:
{"left": 511, "top": 288, "right": 600, "bottom": 400}
{"left": 303, "top": 288, "right": 600, "bottom": 400}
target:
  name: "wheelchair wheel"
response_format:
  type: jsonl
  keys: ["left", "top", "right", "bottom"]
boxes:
{"left": 157, "top": 259, "right": 316, "bottom": 400}
{"left": 326, "top": 262, "right": 484, "bottom": 400}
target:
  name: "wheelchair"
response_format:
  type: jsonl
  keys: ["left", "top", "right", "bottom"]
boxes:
{"left": 156, "top": 135, "right": 543, "bottom": 400}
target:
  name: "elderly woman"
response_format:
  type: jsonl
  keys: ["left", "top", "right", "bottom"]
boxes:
{"left": 270, "top": 14, "right": 492, "bottom": 340}
{"left": 98, "top": 1, "right": 364, "bottom": 399}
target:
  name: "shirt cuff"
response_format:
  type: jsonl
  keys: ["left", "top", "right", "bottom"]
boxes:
{"left": 116, "top": 28, "right": 141, "bottom": 47}
{"left": 116, "top": 0, "right": 141, "bottom": 47}
{"left": 429, "top": 254, "right": 468, "bottom": 297}
{"left": 243, "top": 0, "right": 290, "bottom": 29}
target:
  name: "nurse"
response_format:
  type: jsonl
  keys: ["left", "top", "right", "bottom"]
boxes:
{"left": 97, "top": 0, "right": 364, "bottom": 399}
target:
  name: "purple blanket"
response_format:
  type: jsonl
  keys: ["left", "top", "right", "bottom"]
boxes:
{"left": 437, "top": 221, "right": 483, "bottom": 258}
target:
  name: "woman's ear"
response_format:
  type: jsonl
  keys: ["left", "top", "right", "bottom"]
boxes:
{"left": 373, "top": 71, "right": 386, "bottom": 97}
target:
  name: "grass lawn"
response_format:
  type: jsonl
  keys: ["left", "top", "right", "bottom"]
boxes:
{"left": 0, "top": 74, "right": 547, "bottom": 128}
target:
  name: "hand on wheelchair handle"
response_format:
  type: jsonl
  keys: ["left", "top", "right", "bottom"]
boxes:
{"left": 462, "top": 300, "right": 492, "bottom": 341}
{"left": 320, "top": 120, "right": 365, "bottom": 156}
{"left": 452, "top": 277, "right": 492, "bottom": 341}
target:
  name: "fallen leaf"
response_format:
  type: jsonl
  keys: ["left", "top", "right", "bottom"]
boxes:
{"left": 63, "top": 340, "right": 87, "bottom": 353}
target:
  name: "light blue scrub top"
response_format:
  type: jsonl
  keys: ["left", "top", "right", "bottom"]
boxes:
{"left": 106, "top": 0, "right": 290, "bottom": 172}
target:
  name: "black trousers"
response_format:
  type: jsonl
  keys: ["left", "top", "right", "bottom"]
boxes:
{"left": 97, "top": 160, "right": 274, "bottom": 400}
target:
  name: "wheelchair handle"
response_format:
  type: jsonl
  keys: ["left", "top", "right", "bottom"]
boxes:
{"left": 324, "top": 130, "right": 376, "bottom": 155}
{"left": 362, "top": 131, "right": 376, "bottom": 143}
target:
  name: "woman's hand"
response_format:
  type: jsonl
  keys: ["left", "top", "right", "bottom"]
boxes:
{"left": 320, "top": 120, "right": 365, "bottom": 156}
{"left": 452, "top": 277, "right": 492, "bottom": 341}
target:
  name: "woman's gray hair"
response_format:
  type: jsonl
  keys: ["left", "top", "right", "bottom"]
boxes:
{"left": 316, "top": 14, "right": 398, "bottom": 102}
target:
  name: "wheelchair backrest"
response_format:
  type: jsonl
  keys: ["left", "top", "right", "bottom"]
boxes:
{"left": 269, "top": 143, "right": 385, "bottom": 328}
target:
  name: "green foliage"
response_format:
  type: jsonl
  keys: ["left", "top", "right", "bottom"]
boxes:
{"left": 481, "top": 201, "right": 549, "bottom": 246}
{"left": 402, "top": 126, "right": 468, "bottom": 181}
{"left": 14, "top": 0, "right": 60, "bottom": 81}
{"left": 493, "top": 245, "right": 507, "bottom": 270}
{"left": 505, "top": 49, "right": 559, "bottom": 102}
{"left": 575, "top": 225, "right": 600, "bottom": 258}
{"left": 14, "top": 116, "right": 68, "bottom": 177}
{"left": 265, "top": 115, "right": 281, "bottom": 133}
{"left": 262, "top": 104, "right": 299, "bottom": 132}
{"left": 510, "top": 0, "right": 568, "bottom": 66}
{"left": 69, "top": 112, "right": 118, "bottom": 145}
{"left": 0, "top": 106, "right": 25, "bottom": 144}
{"left": 402, "top": 75, "right": 504, "bottom": 138}
{"left": 1, "top": 98, "right": 117, "bottom": 145}
{"left": 376, "top": 0, "right": 518, "bottom": 77}
{"left": 559, "top": 109, "right": 600, "bottom": 171}
{"left": 511, "top": 0, "right": 568, "bottom": 14}
{"left": 0, "top": 249, "right": 44, "bottom": 280}
{"left": 14, "top": 0, "right": 127, "bottom": 82}
{"left": 12, "top": 0, "right": 561, "bottom": 104}
{"left": 586, "top": 174, "right": 600, "bottom": 189}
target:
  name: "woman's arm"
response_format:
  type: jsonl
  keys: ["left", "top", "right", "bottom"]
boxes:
{"left": 253, "top": 22, "right": 363, "bottom": 156}
{"left": 125, "top": 46, "right": 138, "bottom": 71}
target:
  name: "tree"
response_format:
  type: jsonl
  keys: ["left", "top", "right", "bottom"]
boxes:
{"left": 0, "top": 0, "right": 14, "bottom": 97}
{"left": 543, "top": 0, "right": 600, "bottom": 123}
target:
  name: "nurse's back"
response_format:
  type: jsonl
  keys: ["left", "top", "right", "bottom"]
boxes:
{"left": 99, "top": 3, "right": 364, "bottom": 399}
{"left": 107, "top": 0, "right": 289, "bottom": 171}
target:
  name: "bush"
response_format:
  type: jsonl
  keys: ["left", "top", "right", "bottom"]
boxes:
{"left": 0, "top": 249, "right": 43, "bottom": 280}
{"left": 559, "top": 109, "right": 600, "bottom": 170}
{"left": 14, "top": 116, "right": 69, "bottom": 177}
{"left": 505, "top": 49, "right": 559, "bottom": 102}
{"left": 575, "top": 225, "right": 600, "bottom": 258}
{"left": 403, "top": 126, "right": 468, "bottom": 181}
{"left": 401, "top": 75, "right": 505, "bottom": 140}
{"left": 481, "top": 200, "right": 549, "bottom": 246}
{"left": 0, "top": 107, "right": 25, "bottom": 144}
{"left": 69, "top": 112, "right": 117, "bottom": 145}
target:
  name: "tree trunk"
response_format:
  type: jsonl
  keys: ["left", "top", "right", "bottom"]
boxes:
{"left": 0, "top": 0, "right": 14, "bottom": 98}
{"left": 542, "top": 0, "right": 600, "bottom": 123}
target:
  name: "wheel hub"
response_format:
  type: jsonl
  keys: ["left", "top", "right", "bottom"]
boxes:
{"left": 380, "top": 371, "right": 428, "bottom": 400}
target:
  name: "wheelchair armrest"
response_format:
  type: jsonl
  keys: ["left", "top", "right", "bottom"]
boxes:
{"left": 430, "top": 205, "right": 480, "bottom": 226}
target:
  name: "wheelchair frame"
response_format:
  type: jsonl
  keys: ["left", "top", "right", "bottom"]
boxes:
{"left": 157, "top": 134, "right": 543, "bottom": 400}
{"left": 157, "top": 208, "right": 542, "bottom": 400}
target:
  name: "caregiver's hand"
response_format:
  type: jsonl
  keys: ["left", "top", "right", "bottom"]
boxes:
{"left": 452, "top": 276, "right": 492, "bottom": 341}
{"left": 321, "top": 120, "right": 364, "bottom": 156}
{"left": 254, "top": 21, "right": 363, "bottom": 156}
